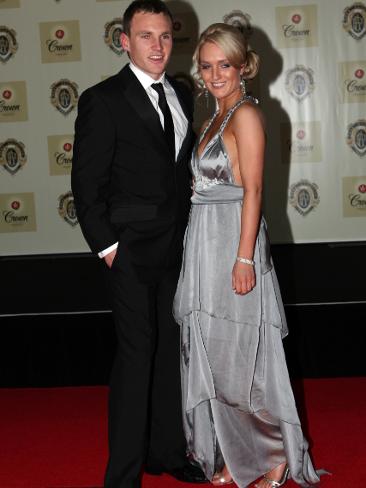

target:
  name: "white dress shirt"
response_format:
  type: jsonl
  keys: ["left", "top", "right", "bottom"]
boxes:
{"left": 98, "top": 63, "right": 188, "bottom": 258}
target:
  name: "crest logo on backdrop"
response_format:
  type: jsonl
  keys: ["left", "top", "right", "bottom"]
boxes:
{"left": 347, "top": 120, "right": 366, "bottom": 157}
{"left": 343, "top": 2, "right": 366, "bottom": 40}
{"left": 0, "top": 138, "right": 26, "bottom": 175}
{"left": 0, "top": 81, "right": 28, "bottom": 122}
{"left": 39, "top": 20, "right": 81, "bottom": 63}
{"left": 50, "top": 79, "right": 78, "bottom": 116}
{"left": 0, "top": 193, "right": 36, "bottom": 232}
{"left": 285, "top": 65, "right": 315, "bottom": 102}
{"left": 58, "top": 191, "right": 78, "bottom": 227}
{"left": 0, "top": 26, "right": 18, "bottom": 63}
{"left": 104, "top": 18, "right": 124, "bottom": 56}
{"left": 223, "top": 10, "right": 252, "bottom": 36}
{"left": 343, "top": 176, "right": 366, "bottom": 216}
{"left": 289, "top": 180, "right": 320, "bottom": 216}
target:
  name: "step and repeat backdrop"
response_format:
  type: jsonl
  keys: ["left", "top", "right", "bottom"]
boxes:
{"left": 0, "top": 0, "right": 365, "bottom": 255}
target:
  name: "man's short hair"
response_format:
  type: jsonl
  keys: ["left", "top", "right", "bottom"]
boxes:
{"left": 123, "top": 0, "right": 173, "bottom": 36}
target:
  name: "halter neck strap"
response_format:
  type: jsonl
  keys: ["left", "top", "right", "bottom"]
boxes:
{"left": 218, "top": 96, "right": 258, "bottom": 134}
{"left": 199, "top": 95, "right": 259, "bottom": 143}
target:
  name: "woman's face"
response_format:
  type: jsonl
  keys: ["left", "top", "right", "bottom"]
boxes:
{"left": 199, "top": 41, "right": 243, "bottom": 100}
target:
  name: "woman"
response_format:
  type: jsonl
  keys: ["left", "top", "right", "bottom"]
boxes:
{"left": 173, "top": 23, "right": 320, "bottom": 488}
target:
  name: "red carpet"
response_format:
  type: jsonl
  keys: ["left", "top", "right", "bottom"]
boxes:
{"left": 0, "top": 378, "right": 365, "bottom": 488}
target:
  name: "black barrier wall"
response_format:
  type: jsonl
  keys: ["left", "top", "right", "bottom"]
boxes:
{"left": 1, "top": 242, "right": 365, "bottom": 387}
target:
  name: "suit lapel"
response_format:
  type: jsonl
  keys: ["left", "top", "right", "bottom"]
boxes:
{"left": 117, "top": 66, "right": 171, "bottom": 159}
{"left": 116, "top": 67, "right": 194, "bottom": 163}
{"left": 167, "top": 75, "right": 191, "bottom": 124}
{"left": 167, "top": 75, "right": 194, "bottom": 163}
{"left": 177, "top": 129, "right": 194, "bottom": 163}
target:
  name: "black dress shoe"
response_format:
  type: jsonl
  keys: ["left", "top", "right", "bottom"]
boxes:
{"left": 144, "top": 464, "right": 164, "bottom": 475}
{"left": 145, "top": 462, "right": 207, "bottom": 483}
{"left": 167, "top": 463, "right": 207, "bottom": 483}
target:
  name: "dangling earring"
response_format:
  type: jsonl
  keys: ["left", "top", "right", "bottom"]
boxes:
{"left": 240, "top": 76, "right": 246, "bottom": 98}
{"left": 204, "top": 85, "right": 209, "bottom": 108}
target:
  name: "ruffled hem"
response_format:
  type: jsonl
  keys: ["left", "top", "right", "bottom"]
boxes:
{"left": 180, "top": 310, "right": 320, "bottom": 487}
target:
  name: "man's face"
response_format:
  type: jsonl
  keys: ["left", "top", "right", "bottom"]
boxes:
{"left": 121, "top": 11, "right": 173, "bottom": 80}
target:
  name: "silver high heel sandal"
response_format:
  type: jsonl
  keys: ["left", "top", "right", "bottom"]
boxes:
{"left": 212, "top": 476, "right": 234, "bottom": 486}
{"left": 212, "top": 473, "right": 234, "bottom": 486}
{"left": 212, "top": 467, "right": 234, "bottom": 486}
{"left": 256, "top": 466, "right": 290, "bottom": 487}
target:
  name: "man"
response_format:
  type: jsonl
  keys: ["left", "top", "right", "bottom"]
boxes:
{"left": 71, "top": 1, "right": 205, "bottom": 487}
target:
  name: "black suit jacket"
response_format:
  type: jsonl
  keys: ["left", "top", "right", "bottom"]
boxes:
{"left": 72, "top": 65, "right": 195, "bottom": 275}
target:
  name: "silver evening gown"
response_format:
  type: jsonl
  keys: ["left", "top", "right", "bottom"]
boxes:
{"left": 173, "top": 99, "right": 320, "bottom": 488}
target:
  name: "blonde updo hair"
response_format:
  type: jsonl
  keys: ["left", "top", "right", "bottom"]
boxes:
{"left": 193, "top": 22, "right": 259, "bottom": 91}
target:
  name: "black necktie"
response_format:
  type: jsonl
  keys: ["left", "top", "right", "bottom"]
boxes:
{"left": 151, "top": 83, "right": 175, "bottom": 159}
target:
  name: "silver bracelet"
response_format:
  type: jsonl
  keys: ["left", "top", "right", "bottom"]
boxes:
{"left": 236, "top": 256, "right": 255, "bottom": 266}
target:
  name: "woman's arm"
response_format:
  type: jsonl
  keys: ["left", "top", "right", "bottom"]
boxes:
{"left": 231, "top": 104, "right": 265, "bottom": 295}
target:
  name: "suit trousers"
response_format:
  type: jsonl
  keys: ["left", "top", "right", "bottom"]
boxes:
{"left": 104, "top": 255, "right": 186, "bottom": 488}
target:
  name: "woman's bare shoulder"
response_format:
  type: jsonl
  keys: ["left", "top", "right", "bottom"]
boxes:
{"left": 231, "top": 100, "right": 265, "bottom": 131}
